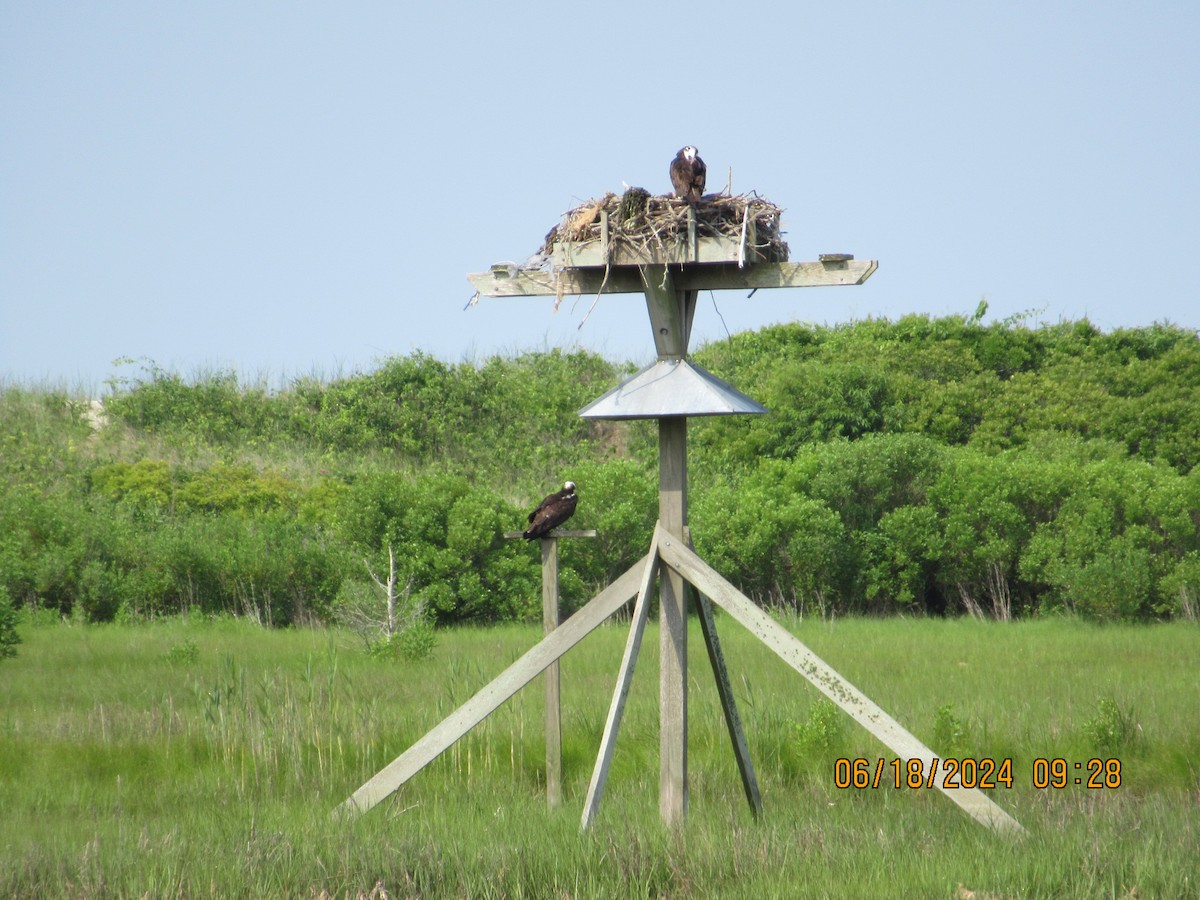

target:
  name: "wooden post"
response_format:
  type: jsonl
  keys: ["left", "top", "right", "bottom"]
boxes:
{"left": 659, "top": 415, "right": 689, "bottom": 824}
{"left": 503, "top": 528, "right": 596, "bottom": 809}
{"left": 540, "top": 537, "right": 562, "bottom": 808}
{"left": 638, "top": 265, "right": 699, "bottom": 825}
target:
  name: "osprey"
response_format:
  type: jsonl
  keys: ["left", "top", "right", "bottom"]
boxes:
{"left": 522, "top": 481, "right": 578, "bottom": 539}
{"left": 670, "top": 146, "right": 706, "bottom": 204}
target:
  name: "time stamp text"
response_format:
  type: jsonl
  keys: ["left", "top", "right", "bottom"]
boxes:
{"left": 834, "top": 757, "right": 1122, "bottom": 790}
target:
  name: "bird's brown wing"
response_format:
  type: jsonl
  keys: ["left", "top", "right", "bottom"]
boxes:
{"left": 669, "top": 157, "right": 689, "bottom": 198}
{"left": 527, "top": 494, "right": 552, "bottom": 524}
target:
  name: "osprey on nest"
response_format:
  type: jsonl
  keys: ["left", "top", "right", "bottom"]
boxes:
{"left": 522, "top": 481, "right": 578, "bottom": 539}
{"left": 670, "top": 146, "right": 707, "bottom": 205}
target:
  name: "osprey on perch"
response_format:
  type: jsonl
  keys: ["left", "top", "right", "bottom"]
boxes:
{"left": 670, "top": 146, "right": 706, "bottom": 204}
{"left": 522, "top": 481, "right": 578, "bottom": 539}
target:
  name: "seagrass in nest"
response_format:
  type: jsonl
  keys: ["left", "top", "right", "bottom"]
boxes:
{"left": 536, "top": 189, "right": 789, "bottom": 269}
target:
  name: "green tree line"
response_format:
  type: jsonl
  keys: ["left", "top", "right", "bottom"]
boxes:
{"left": 2, "top": 315, "right": 1198, "bottom": 628}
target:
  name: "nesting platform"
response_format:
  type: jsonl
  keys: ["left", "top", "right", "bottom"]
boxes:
{"left": 542, "top": 192, "right": 788, "bottom": 268}
{"left": 467, "top": 190, "right": 874, "bottom": 301}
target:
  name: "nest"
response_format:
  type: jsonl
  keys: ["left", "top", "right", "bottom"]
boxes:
{"left": 535, "top": 189, "right": 789, "bottom": 265}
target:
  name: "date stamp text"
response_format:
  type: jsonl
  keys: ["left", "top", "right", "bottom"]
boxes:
{"left": 833, "top": 757, "right": 1122, "bottom": 790}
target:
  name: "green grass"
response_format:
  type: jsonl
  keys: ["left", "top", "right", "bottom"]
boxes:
{"left": 1, "top": 614, "right": 1197, "bottom": 897}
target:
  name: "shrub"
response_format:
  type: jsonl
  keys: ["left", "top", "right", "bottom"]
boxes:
{"left": 365, "top": 623, "right": 437, "bottom": 662}
{"left": 336, "top": 570, "right": 438, "bottom": 663}
{"left": 0, "top": 585, "right": 20, "bottom": 660}
{"left": 165, "top": 639, "right": 200, "bottom": 665}
{"left": 104, "top": 359, "right": 290, "bottom": 445}
{"left": 1158, "top": 553, "right": 1200, "bottom": 620}
{"left": 794, "top": 698, "right": 847, "bottom": 757}
{"left": 932, "top": 704, "right": 973, "bottom": 757}
{"left": 337, "top": 471, "right": 540, "bottom": 624}
{"left": 175, "top": 464, "right": 298, "bottom": 515}
{"left": 692, "top": 466, "right": 845, "bottom": 612}
{"left": 1082, "top": 697, "right": 1139, "bottom": 755}
{"left": 91, "top": 460, "right": 173, "bottom": 509}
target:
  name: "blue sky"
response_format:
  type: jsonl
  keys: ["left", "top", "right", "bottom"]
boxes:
{"left": 3, "top": 1, "right": 1197, "bottom": 394}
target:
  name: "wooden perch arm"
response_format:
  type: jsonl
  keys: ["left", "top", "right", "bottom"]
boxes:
{"left": 467, "top": 259, "right": 877, "bottom": 298}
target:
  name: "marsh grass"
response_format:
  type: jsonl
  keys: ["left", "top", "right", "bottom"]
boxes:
{"left": 1, "top": 614, "right": 1197, "bottom": 897}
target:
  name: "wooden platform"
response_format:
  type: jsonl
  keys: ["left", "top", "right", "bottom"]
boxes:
{"left": 468, "top": 257, "right": 877, "bottom": 298}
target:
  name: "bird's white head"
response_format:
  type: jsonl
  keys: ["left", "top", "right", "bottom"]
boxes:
{"left": 681, "top": 146, "right": 698, "bottom": 161}
{"left": 563, "top": 481, "right": 576, "bottom": 492}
